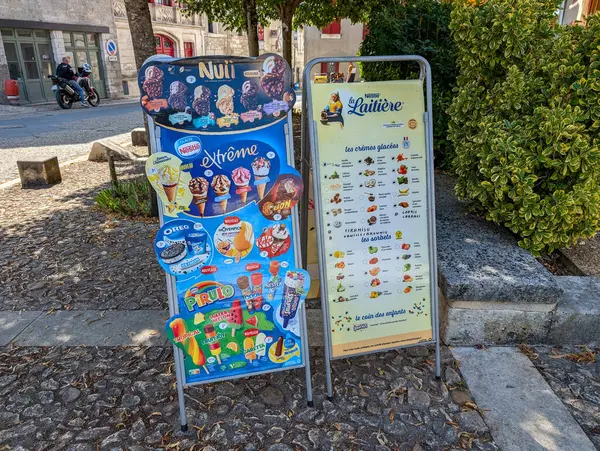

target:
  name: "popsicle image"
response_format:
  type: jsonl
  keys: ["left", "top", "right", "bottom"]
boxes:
{"left": 232, "top": 167, "right": 252, "bottom": 204}
{"left": 211, "top": 174, "right": 231, "bottom": 213}
{"left": 227, "top": 299, "right": 243, "bottom": 337}
{"left": 274, "top": 336, "right": 284, "bottom": 357}
{"left": 251, "top": 157, "right": 271, "bottom": 200}
{"left": 232, "top": 221, "right": 253, "bottom": 263}
{"left": 169, "top": 318, "right": 209, "bottom": 374}
{"left": 236, "top": 275, "right": 255, "bottom": 313}
{"left": 255, "top": 332, "right": 267, "bottom": 358}
{"left": 280, "top": 271, "right": 305, "bottom": 328}
{"left": 203, "top": 324, "right": 222, "bottom": 364}
{"left": 251, "top": 272, "right": 264, "bottom": 311}
{"left": 189, "top": 177, "right": 209, "bottom": 216}
{"left": 158, "top": 165, "right": 180, "bottom": 203}
{"left": 243, "top": 336, "right": 256, "bottom": 363}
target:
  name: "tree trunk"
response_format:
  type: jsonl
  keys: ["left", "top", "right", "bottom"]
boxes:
{"left": 124, "top": 0, "right": 158, "bottom": 216}
{"left": 281, "top": 4, "right": 294, "bottom": 68}
{"left": 123, "top": 0, "right": 156, "bottom": 69}
{"left": 243, "top": 0, "right": 260, "bottom": 57}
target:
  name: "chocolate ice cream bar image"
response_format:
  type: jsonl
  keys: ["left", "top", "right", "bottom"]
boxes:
{"left": 240, "top": 80, "right": 258, "bottom": 110}
{"left": 168, "top": 81, "right": 189, "bottom": 112}
{"left": 192, "top": 86, "right": 212, "bottom": 116}
{"left": 142, "top": 66, "right": 164, "bottom": 99}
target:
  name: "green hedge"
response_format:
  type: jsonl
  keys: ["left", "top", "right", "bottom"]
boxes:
{"left": 448, "top": 0, "right": 600, "bottom": 254}
{"left": 359, "top": 0, "right": 457, "bottom": 168}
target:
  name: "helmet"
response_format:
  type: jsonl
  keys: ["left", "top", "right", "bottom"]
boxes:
{"left": 82, "top": 63, "right": 92, "bottom": 72}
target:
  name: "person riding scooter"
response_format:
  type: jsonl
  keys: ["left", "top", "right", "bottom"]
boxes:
{"left": 56, "top": 56, "right": 89, "bottom": 107}
{"left": 77, "top": 63, "right": 93, "bottom": 93}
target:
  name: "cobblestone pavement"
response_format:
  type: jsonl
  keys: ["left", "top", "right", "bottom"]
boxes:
{"left": 523, "top": 344, "right": 600, "bottom": 449}
{"left": 0, "top": 160, "right": 164, "bottom": 311}
{"left": 0, "top": 344, "right": 497, "bottom": 450}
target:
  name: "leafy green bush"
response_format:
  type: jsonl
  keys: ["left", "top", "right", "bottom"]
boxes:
{"left": 359, "top": 0, "right": 457, "bottom": 167}
{"left": 449, "top": 0, "right": 600, "bottom": 255}
{"left": 95, "top": 178, "right": 152, "bottom": 217}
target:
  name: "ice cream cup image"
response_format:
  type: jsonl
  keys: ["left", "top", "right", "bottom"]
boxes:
{"left": 158, "top": 165, "right": 181, "bottom": 203}
{"left": 189, "top": 177, "right": 209, "bottom": 216}
{"left": 211, "top": 174, "right": 231, "bottom": 213}
{"left": 252, "top": 157, "right": 271, "bottom": 200}
{"left": 232, "top": 167, "right": 252, "bottom": 204}
{"left": 185, "top": 231, "right": 207, "bottom": 256}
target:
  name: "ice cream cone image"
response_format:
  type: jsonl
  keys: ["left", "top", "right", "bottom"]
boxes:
{"left": 189, "top": 177, "right": 209, "bottom": 217}
{"left": 252, "top": 157, "right": 271, "bottom": 201}
{"left": 211, "top": 174, "right": 231, "bottom": 214}
{"left": 194, "top": 196, "right": 206, "bottom": 216}
{"left": 232, "top": 167, "right": 252, "bottom": 205}
{"left": 163, "top": 184, "right": 177, "bottom": 202}
{"left": 157, "top": 165, "right": 181, "bottom": 204}
{"left": 256, "top": 180, "right": 267, "bottom": 200}
{"left": 219, "top": 199, "right": 228, "bottom": 213}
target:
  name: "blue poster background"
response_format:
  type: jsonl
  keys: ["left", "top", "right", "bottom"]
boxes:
{"left": 140, "top": 55, "right": 308, "bottom": 384}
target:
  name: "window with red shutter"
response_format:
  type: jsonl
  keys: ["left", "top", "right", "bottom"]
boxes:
{"left": 322, "top": 19, "right": 341, "bottom": 35}
{"left": 184, "top": 42, "right": 194, "bottom": 58}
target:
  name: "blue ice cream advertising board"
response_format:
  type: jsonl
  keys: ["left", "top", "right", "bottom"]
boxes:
{"left": 139, "top": 54, "right": 310, "bottom": 385}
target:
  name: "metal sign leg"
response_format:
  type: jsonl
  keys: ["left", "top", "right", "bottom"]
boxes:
{"left": 424, "top": 112, "right": 441, "bottom": 380}
{"left": 300, "top": 305, "right": 314, "bottom": 407}
{"left": 166, "top": 272, "right": 189, "bottom": 431}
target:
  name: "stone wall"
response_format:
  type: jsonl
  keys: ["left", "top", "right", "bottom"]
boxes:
{"left": 0, "top": 0, "right": 124, "bottom": 102}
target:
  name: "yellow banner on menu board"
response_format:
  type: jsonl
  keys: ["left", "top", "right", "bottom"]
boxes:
{"left": 311, "top": 80, "right": 433, "bottom": 358}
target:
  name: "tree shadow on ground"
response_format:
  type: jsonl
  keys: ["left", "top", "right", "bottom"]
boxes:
{"left": 0, "top": 160, "right": 165, "bottom": 312}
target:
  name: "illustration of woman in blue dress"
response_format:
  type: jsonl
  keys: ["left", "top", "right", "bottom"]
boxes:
{"left": 320, "top": 92, "right": 344, "bottom": 129}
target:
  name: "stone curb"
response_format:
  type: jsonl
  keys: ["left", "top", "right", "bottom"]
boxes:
{"left": 452, "top": 347, "right": 596, "bottom": 451}
{"left": 2, "top": 309, "right": 324, "bottom": 348}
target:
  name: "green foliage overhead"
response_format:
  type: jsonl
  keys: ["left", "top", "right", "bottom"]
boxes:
{"left": 449, "top": 0, "right": 600, "bottom": 255}
{"left": 179, "top": 0, "right": 275, "bottom": 33}
{"left": 179, "top": 0, "right": 374, "bottom": 33}
{"left": 358, "top": 0, "right": 457, "bottom": 167}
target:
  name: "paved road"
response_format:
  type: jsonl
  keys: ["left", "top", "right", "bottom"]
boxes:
{"left": 0, "top": 100, "right": 144, "bottom": 183}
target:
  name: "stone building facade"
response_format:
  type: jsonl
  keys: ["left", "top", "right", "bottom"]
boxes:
{"left": 0, "top": 0, "right": 123, "bottom": 103}
{"left": 0, "top": 0, "right": 305, "bottom": 104}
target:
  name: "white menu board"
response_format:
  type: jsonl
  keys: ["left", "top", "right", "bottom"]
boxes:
{"left": 310, "top": 80, "right": 434, "bottom": 358}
